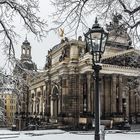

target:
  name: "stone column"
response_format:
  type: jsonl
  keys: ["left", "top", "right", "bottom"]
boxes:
{"left": 131, "top": 90, "right": 135, "bottom": 113}
{"left": 79, "top": 74, "right": 83, "bottom": 113}
{"left": 119, "top": 75, "right": 123, "bottom": 113}
{"left": 59, "top": 76, "right": 62, "bottom": 114}
{"left": 91, "top": 74, "right": 94, "bottom": 114}
{"left": 101, "top": 76, "right": 106, "bottom": 117}
{"left": 104, "top": 75, "right": 111, "bottom": 113}
{"left": 38, "top": 88, "right": 42, "bottom": 114}
{"left": 46, "top": 81, "right": 51, "bottom": 116}
{"left": 100, "top": 75, "right": 104, "bottom": 118}
{"left": 41, "top": 86, "right": 43, "bottom": 113}
{"left": 128, "top": 88, "right": 131, "bottom": 122}
{"left": 50, "top": 98, "right": 53, "bottom": 117}
{"left": 42, "top": 86, "right": 45, "bottom": 115}
{"left": 111, "top": 74, "right": 117, "bottom": 113}
{"left": 87, "top": 73, "right": 91, "bottom": 112}
{"left": 126, "top": 90, "right": 129, "bottom": 118}
{"left": 33, "top": 88, "right": 36, "bottom": 114}
{"left": 61, "top": 74, "right": 69, "bottom": 113}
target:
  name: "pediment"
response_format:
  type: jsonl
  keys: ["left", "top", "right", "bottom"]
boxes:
{"left": 102, "top": 49, "right": 140, "bottom": 68}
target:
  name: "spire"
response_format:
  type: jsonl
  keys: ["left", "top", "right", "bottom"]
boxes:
{"left": 25, "top": 34, "right": 28, "bottom": 41}
{"left": 23, "top": 35, "right": 30, "bottom": 45}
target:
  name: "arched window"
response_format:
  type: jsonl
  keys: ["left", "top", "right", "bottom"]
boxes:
{"left": 22, "top": 48, "right": 25, "bottom": 54}
{"left": 27, "top": 48, "right": 30, "bottom": 55}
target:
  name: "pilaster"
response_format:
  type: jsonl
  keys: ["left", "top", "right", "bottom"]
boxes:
{"left": 100, "top": 75, "right": 104, "bottom": 117}
{"left": 104, "top": 75, "right": 111, "bottom": 113}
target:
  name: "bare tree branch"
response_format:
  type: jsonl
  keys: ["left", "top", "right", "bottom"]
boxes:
{"left": 50, "top": 0, "right": 140, "bottom": 47}
{"left": 0, "top": 0, "right": 47, "bottom": 59}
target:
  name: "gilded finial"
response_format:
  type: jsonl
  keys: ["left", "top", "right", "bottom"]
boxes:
{"left": 59, "top": 28, "right": 64, "bottom": 38}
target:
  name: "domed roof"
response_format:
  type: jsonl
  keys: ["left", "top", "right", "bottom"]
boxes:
{"left": 22, "top": 60, "right": 37, "bottom": 71}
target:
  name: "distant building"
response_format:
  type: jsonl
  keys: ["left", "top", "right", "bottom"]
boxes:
{"left": 0, "top": 96, "right": 5, "bottom": 127}
{"left": 0, "top": 93, "right": 17, "bottom": 127}
{"left": 0, "top": 80, "right": 17, "bottom": 127}
{"left": 13, "top": 38, "right": 37, "bottom": 130}
{"left": 28, "top": 16, "right": 140, "bottom": 129}
{"left": 14, "top": 37, "right": 37, "bottom": 75}
{"left": 0, "top": 71, "right": 6, "bottom": 127}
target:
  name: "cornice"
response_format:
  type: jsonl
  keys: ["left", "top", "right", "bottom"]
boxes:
{"left": 102, "top": 49, "right": 140, "bottom": 60}
{"left": 101, "top": 64, "right": 140, "bottom": 76}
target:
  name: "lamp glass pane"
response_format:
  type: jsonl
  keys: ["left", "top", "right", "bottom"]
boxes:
{"left": 101, "top": 33, "right": 107, "bottom": 53}
{"left": 91, "top": 32, "right": 101, "bottom": 52}
{"left": 91, "top": 32, "right": 101, "bottom": 40}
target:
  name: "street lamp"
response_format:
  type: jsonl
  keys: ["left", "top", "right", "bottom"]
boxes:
{"left": 84, "top": 17, "right": 108, "bottom": 140}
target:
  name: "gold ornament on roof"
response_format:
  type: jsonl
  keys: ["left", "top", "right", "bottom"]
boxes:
{"left": 59, "top": 28, "right": 64, "bottom": 38}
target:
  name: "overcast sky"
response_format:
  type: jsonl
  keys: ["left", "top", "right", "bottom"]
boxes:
{"left": 0, "top": 0, "right": 60, "bottom": 71}
{"left": 14, "top": 0, "right": 60, "bottom": 70}
{"left": 0, "top": 0, "right": 95, "bottom": 71}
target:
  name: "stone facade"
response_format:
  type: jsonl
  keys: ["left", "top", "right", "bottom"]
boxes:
{"left": 28, "top": 18, "right": 140, "bottom": 128}
{"left": 28, "top": 45, "right": 140, "bottom": 128}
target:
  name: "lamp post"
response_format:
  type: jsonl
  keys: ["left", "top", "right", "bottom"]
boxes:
{"left": 84, "top": 18, "right": 108, "bottom": 140}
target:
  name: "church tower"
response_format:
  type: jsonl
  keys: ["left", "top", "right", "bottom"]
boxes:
{"left": 21, "top": 37, "right": 32, "bottom": 62}
{"left": 14, "top": 37, "right": 37, "bottom": 74}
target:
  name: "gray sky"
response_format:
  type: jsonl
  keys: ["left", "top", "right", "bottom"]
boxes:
{"left": 0, "top": 0, "right": 60, "bottom": 71}
{"left": 14, "top": 0, "right": 60, "bottom": 70}
{"left": 0, "top": 0, "right": 95, "bottom": 71}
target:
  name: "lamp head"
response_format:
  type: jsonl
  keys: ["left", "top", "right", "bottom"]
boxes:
{"left": 84, "top": 18, "right": 108, "bottom": 63}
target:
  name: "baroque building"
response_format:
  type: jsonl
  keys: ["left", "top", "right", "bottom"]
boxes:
{"left": 28, "top": 17, "right": 140, "bottom": 129}
{"left": 14, "top": 38, "right": 37, "bottom": 130}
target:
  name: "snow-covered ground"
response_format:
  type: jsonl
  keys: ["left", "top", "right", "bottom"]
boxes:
{"left": 0, "top": 129, "right": 140, "bottom": 140}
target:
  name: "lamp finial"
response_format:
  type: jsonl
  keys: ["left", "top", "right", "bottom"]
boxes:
{"left": 95, "top": 17, "right": 98, "bottom": 24}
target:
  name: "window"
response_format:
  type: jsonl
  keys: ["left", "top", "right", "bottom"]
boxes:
{"left": 27, "top": 48, "right": 30, "bottom": 55}
{"left": 23, "top": 48, "right": 25, "bottom": 54}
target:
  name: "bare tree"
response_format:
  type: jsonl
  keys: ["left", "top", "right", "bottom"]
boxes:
{"left": 0, "top": 0, "right": 47, "bottom": 58}
{"left": 51, "top": 0, "right": 140, "bottom": 46}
